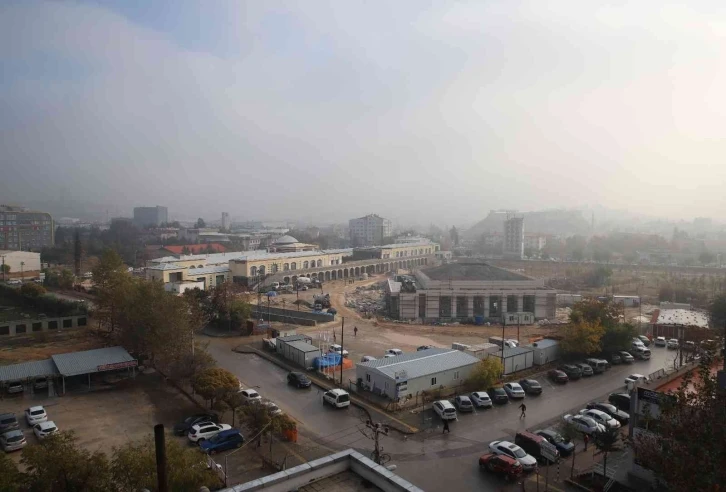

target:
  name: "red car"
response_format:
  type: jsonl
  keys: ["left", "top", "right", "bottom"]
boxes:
{"left": 479, "top": 453, "right": 523, "bottom": 480}
{"left": 548, "top": 369, "right": 569, "bottom": 384}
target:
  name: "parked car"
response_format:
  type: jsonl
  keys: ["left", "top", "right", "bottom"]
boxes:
{"left": 632, "top": 345, "right": 651, "bottom": 360}
{"left": 503, "top": 382, "right": 526, "bottom": 399}
{"left": 25, "top": 406, "right": 47, "bottom": 426}
{"left": 654, "top": 336, "right": 667, "bottom": 347}
{"left": 199, "top": 429, "right": 244, "bottom": 454}
{"left": 33, "top": 377, "right": 48, "bottom": 389}
{"left": 417, "top": 345, "right": 434, "bottom": 351}
{"left": 0, "top": 413, "right": 19, "bottom": 433}
{"left": 188, "top": 423, "right": 232, "bottom": 444}
{"left": 608, "top": 352, "right": 622, "bottom": 365}
{"left": 575, "top": 363, "right": 594, "bottom": 377}
{"left": 0, "top": 429, "right": 27, "bottom": 452}
{"left": 360, "top": 355, "right": 376, "bottom": 363}
{"left": 262, "top": 401, "right": 282, "bottom": 417}
{"left": 470, "top": 391, "right": 493, "bottom": 408}
{"left": 683, "top": 341, "right": 697, "bottom": 352}
{"left": 667, "top": 339, "right": 679, "bottom": 349}
{"left": 328, "top": 344, "right": 349, "bottom": 357}
{"left": 322, "top": 389, "right": 350, "bottom": 408}
{"left": 33, "top": 421, "right": 58, "bottom": 440}
{"left": 239, "top": 389, "right": 262, "bottom": 404}
{"left": 433, "top": 400, "right": 457, "bottom": 420}
{"left": 385, "top": 348, "right": 403, "bottom": 357}
{"left": 559, "top": 364, "right": 582, "bottom": 380}
{"left": 638, "top": 335, "right": 651, "bottom": 346}
{"left": 579, "top": 409, "right": 620, "bottom": 429}
{"left": 548, "top": 369, "right": 568, "bottom": 384}
{"left": 515, "top": 431, "right": 559, "bottom": 464}
{"left": 624, "top": 374, "right": 648, "bottom": 386}
{"left": 608, "top": 393, "right": 632, "bottom": 413}
{"left": 5, "top": 381, "right": 23, "bottom": 394}
{"left": 287, "top": 372, "right": 312, "bottom": 388}
{"left": 518, "top": 379, "right": 542, "bottom": 395}
{"left": 585, "top": 358, "right": 607, "bottom": 374}
{"left": 173, "top": 414, "right": 220, "bottom": 436}
{"left": 534, "top": 428, "right": 575, "bottom": 456}
{"left": 488, "top": 441, "right": 538, "bottom": 471}
{"left": 488, "top": 387, "right": 509, "bottom": 404}
{"left": 619, "top": 351, "right": 635, "bottom": 363}
{"left": 454, "top": 395, "right": 474, "bottom": 412}
{"left": 383, "top": 354, "right": 397, "bottom": 359}
{"left": 562, "top": 414, "right": 604, "bottom": 435}
{"left": 478, "top": 453, "right": 523, "bottom": 480}
{"left": 586, "top": 402, "right": 629, "bottom": 425}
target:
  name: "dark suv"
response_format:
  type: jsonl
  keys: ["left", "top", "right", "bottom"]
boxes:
{"left": 488, "top": 387, "right": 509, "bottom": 404}
{"left": 559, "top": 364, "right": 582, "bottom": 380}
{"left": 608, "top": 393, "right": 631, "bottom": 413}
{"left": 287, "top": 372, "right": 312, "bottom": 388}
{"left": 0, "top": 413, "right": 19, "bottom": 433}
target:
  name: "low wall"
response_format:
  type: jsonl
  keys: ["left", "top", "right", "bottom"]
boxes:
{"left": 252, "top": 306, "right": 334, "bottom": 326}
{"left": 0, "top": 315, "right": 88, "bottom": 337}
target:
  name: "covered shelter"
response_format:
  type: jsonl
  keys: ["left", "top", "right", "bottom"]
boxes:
{"left": 0, "top": 359, "right": 59, "bottom": 396}
{"left": 51, "top": 346, "right": 138, "bottom": 394}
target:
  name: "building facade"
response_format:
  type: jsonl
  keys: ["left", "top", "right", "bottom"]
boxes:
{"left": 0, "top": 205, "right": 54, "bottom": 250}
{"left": 503, "top": 216, "right": 524, "bottom": 259}
{"left": 386, "top": 261, "right": 556, "bottom": 322}
{"left": 221, "top": 212, "right": 230, "bottom": 230}
{"left": 132, "top": 206, "right": 168, "bottom": 228}
{"left": 349, "top": 214, "right": 392, "bottom": 245}
{"left": 0, "top": 250, "right": 41, "bottom": 274}
{"left": 524, "top": 234, "right": 546, "bottom": 251}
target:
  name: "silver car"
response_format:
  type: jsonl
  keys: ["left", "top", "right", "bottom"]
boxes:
{"left": 0, "top": 429, "right": 27, "bottom": 452}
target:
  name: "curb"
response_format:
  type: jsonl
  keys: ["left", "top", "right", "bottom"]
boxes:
{"left": 232, "top": 344, "right": 418, "bottom": 435}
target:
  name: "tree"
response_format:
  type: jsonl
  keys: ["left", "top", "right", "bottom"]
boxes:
{"left": 698, "top": 250, "right": 715, "bottom": 266}
{"left": 20, "top": 282, "right": 46, "bottom": 298}
{"left": 0, "top": 264, "right": 9, "bottom": 274}
{"left": 0, "top": 451, "right": 24, "bottom": 490}
{"left": 222, "top": 390, "right": 246, "bottom": 427}
{"left": 93, "top": 249, "right": 133, "bottom": 334}
{"left": 560, "top": 320, "right": 605, "bottom": 356}
{"left": 21, "top": 431, "right": 112, "bottom": 491}
{"left": 240, "top": 402, "right": 296, "bottom": 448}
{"left": 600, "top": 322, "right": 636, "bottom": 353}
{"left": 591, "top": 424, "right": 620, "bottom": 479}
{"left": 559, "top": 419, "right": 580, "bottom": 478}
{"left": 111, "top": 435, "right": 222, "bottom": 492}
{"left": 449, "top": 226, "right": 460, "bottom": 247}
{"left": 570, "top": 299, "right": 620, "bottom": 329}
{"left": 196, "top": 218, "right": 206, "bottom": 228}
{"left": 709, "top": 294, "right": 726, "bottom": 329}
{"left": 465, "top": 357, "right": 503, "bottom": 390}
{"left": 192, "top": 367, "right": 239, "bottom": 408}
{"left": 631, "top": 354, "right": 726, "bottom": 489}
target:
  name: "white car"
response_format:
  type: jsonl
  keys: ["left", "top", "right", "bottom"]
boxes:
{"left": 488, "top": 440, "right": 538, "bottom": 470}
{"left": 25, "top": 406, "right": 47, "bottom": 425}
{"left": 262, "top": 401, "right": 282, "bottom": 417}
{"left": 503, "top": 383, "right": 525, "bottom": 399}
{"left": 654, "top": 336, "right": 666, "bottom": 347}
{"left": 188, "top": 423, "right": 232, "bottom": 443}
{"left": 469, "top": 391, "right": 493, "bottom": 408}
{"left": 432, "top": 400, "right": 458, "bottom": 420}
{"left": 360, "top": 355, "right": 376, "bottom": 363}
{"left": 385, "top": 348, "right": 403, "bottom": 357}
{"left": 33, "top": 421, "right": 58, "bottom": 440}
{"left": 383, "top": 354, "right": 397, "bottom": 358}
{"left": 667, "top": 339, "right": 679, "bottom": 349}
{"left": 329, "top": 344, "right": 349, "bottom": 357}
{"left": 563, "top": 414, "right": 605, "bottom": 435}
{"left": 625, "top": 374, "right": 648, "bottom": 386}
{"left": 579, "top": 409, "right": 620, "bottom": 429}
{"left": 239, "top": 389, "right": 262, "bottom": 404}
{"left": 323, "top": 389, "right": 350, "bottom": 408}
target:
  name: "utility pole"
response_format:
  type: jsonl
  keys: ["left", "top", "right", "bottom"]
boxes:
{"left": 340, "top": 317, "right": 345, "bottom": 386}
{"left": 366, "top": 420, "right": 389, "bottom": 465}
{"left": 1, "top": 255, "right": 5, "bottom": 282}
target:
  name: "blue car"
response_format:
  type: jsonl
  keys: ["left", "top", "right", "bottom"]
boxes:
{"left": 199, "top": 429, "right": 244, "bottom": 454}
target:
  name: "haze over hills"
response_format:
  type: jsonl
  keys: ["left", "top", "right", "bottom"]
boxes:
{"left": 464, "top": 209, "right": 592, "bottom": 238}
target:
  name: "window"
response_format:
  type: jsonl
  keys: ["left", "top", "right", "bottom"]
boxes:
{"left": 366, "top": 374, "right": 371, "bottom": 382}
{"left": 16, "top": 324, "right": 26, "bottom": 334}
{"left": 32, "top": 322, "right": 42, "bottom": 332}
{"left": 78, "top": 317, "right": 87, "bottom": 327}
{"left": 63, "top": 319, "right": 72, "bottom": 328}
{"left": 454, "top": 371, "right": 460, "bottom": 380}
{"left": 48, "top": 320, "right": 58, "bottom": 330}
{"left": 431, "top": 377, "right": 437, "bottom": 386}
{"left": 0, "top": 326, "right": 9, "bottom": 336}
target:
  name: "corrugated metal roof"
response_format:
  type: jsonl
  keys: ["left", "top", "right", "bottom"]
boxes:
{"left": 188, "top": 265, "right": 230, "bottom": 275}
{"left": 0, "top": 359, "right": 58, "bottom": 382}
{"left": 489, "top": 346, "right": 535, "bottom": 358}
{"left": 358, "top": 348, "right": 480, "bottom": 380}
{"left": 52, "top": 346, "right": 136, "bottom": 377}
{"left": 529, "top": 339, "right": 559, "bottom": 349}
{"left": 277, "top": 335, "right": 311, "bottom": 343}
{"left": 285, "top": 341, "right": 321, "bottom": 353}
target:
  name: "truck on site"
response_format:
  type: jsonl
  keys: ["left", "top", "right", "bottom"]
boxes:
{"left": 313, "top": 293, "right": 331, "bottom": 308}
{"left": 296, "top": 277, "right": 312, "bottom": 286}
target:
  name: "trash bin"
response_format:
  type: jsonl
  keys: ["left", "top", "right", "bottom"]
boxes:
{"left": 475, "top": 316, "right": 484, "bottom": 325}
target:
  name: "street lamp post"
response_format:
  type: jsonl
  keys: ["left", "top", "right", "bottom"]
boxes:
{"left": 20, "top": 261, "right": 25, "bottom": 281}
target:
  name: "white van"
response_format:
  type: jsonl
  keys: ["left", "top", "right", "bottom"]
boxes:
{"left": 323, "top": 389, "right": 350, "bottom": 408}
{"left": 433, "top": 400, "right": 457, "bottom": 421}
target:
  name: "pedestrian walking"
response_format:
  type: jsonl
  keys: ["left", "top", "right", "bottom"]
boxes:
{"left": 333, "top": 332, "right": 336, "bottom": 343}
{"left": 354, "top": 326, "right": 358, "bottom": 337}
{"left": 518, "top": 403, "right": 527, "bottom": 419}
{"left": 442, "top": 420, "right": 450, "bottom": 434}
{"left": 583, "top": 434, "right": 589, "bottom": 451}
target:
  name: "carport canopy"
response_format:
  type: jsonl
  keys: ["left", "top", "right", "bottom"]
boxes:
{"left": 0, "top": 358, "right": 59, "bottom": 383}
{"left": 51, "top": 346, "right": 137, "bottom": 377}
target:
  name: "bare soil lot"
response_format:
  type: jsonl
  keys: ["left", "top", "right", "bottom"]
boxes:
{"left": 0, "top": 328, "right": 104, "bottom": 365}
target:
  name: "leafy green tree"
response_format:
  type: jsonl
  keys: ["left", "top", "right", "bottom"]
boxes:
{"left": 559, "top": 419, "right": 580, "bottom": 478}
{"left": 465, "top": 357, "right": 503, "bottom": 390}
{"left": 111, "top": 435, "right": 222, "bottom": 492}
{"left": 0, "top": 451, "right": 25, "bottom": 490}
{"left": 222, "top": 390, "right": 246, "bottom": 427}
{"left": 631, "top": 354, "right": 726, "bottom": 489}
{"left": 600, "top": 322, "right": 636, "bottom": 352}
{"left": 20, "top": 282, "right": 46, "bottom": 298}
{"left": 698, "top": 250, "right": 715, "bottom": 266}
{"left": 196, "top": 218, "right": 206, "bottom": 228}
{"left": 21, "top": 431, "right": 112, "bottom": 491}
{"left": 192, "top": 367, "right": 239, "bottom": 408}
{"left": 0, "top": 264, "right": 9, "bottom": 274}
{"left": 560, "top": 320, "right": 605, "bottom": 356}
{"left": 709, "top": 294, "right": 726, "bottom": 329}
{"left": 93, "top": 249, "right": 134, "bottom": 333}
{"left": 591, "top": 424, "right": 620, "bottom": 478}
{"left": 240, "top": 402, "right": 296, "bottom": 448}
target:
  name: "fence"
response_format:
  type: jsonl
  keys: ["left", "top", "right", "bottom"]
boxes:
{"left": 252, "top": 306, "right": 334, "bottom": 326}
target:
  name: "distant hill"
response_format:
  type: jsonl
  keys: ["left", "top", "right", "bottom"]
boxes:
{"left": 464, "top": 209, "right": 591, "bottom": 238}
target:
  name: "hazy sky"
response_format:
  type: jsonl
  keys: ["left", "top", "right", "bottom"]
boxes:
{"left": 2, "top": 1, "right": 726, "bottom": 225}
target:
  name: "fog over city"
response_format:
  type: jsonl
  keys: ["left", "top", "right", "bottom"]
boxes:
{"left": 2, "top": 1, "right": 726, "bottom": 224}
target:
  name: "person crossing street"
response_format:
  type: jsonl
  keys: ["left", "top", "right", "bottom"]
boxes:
{"left": 518, "top": 403, "right": 527, "bottom": 419}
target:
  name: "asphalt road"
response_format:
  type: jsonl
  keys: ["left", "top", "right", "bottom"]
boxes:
{"left": 206, "top": 336, "right": 678, "bottom": 490}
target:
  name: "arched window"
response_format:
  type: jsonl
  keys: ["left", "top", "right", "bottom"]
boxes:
{"left": 291, "top": 262, "right": 297, "bottom": 270}
{"left": 250, "top": 266, "right": 257, "bottom": 276}
{"left": 272, "top": 264, "right": 279, "bottom": 273}
{"left": 198, "top": 265, "right": 204, "bottom": 268}
{"left": 303, "top": 261, "right": 309, "bottom": 269}
{"left": 316, "top": 259, "right": 323, "bottom": 267}
{"left": 284, "top": 263, "right": 290, "bottom": 271}
{"left": 258, "top": 266, "right": 265, "bottom": 275}
{"left": 190, "top": 265, "right": 196, "bottom": 269}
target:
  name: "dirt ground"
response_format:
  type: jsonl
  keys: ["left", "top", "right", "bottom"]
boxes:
{"left": 0, "top": 328, "right": 104, "bottom": 365}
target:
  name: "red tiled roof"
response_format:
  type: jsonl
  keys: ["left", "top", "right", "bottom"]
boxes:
{"left": 656, "top": 361, "right": 719, "bottom": 394}
{"left": 163, "top": 243, "right": 227, "bottom": 254}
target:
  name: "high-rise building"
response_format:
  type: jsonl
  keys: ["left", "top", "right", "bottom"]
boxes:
{"left": 133, "top": 206, "right": 168, "bottom": 228}
{"left": 0, "top": 205, "right": 54, "bottom": 250}
{"left": 221, "top": 212, "right": 230, "bottom": 230}
{"left": 503, "top": 215, "right": 524, "bottom": 259}
{"left": 349, "top": 214, "right": 392, "bottom": 246}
